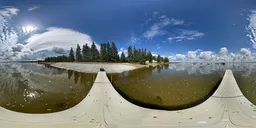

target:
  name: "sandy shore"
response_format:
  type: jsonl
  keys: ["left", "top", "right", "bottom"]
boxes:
{"left": 50, "top": 62, "right": 143, "bottom": 73}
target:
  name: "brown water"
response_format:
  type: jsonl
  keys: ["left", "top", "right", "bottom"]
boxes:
{"left": 108, "top": 63, "right": 225, "bottom": 110}
{"left": 232, "top": 63, "right": 256, "bottom": 105}
{"left": 0, "top": 63, "right": 96, "bottom": 113}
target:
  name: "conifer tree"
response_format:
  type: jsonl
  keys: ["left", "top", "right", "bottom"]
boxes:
{"left": 91, "top": 42, "right": 100, "bottom": 61}
{"left": 76, "top": 44, "right": 82, "bottom": 61}
{"left": 157, "top": 54, "right": 161, "bottom": 63}
{"left": 120, "top": 51, "right": 126, "bottom": 62}
{"left": 147, "top": 51, "right": 153, "bottom": 63}
{"left": 69, "top": 47, "right": 75, "bottom": 62}
{"left": 82, "top": 44, "right": 90, "bottom": 62}
{"left": 111, "top": 42, "right": 119, "bottom": 62}
{"left": 127, "top": 46, "right": 133, "bottom": 63}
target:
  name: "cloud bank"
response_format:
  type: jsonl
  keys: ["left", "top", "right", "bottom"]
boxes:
{"left": 25, "top": 27, "right": 99, "bottom": 52}
{"left": 168, "top": 47, "right": 255, "bottom": 62}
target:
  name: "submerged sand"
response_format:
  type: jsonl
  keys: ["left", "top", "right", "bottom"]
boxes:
{"left": 51, "top": 62, "right": 138, "bottom": 73}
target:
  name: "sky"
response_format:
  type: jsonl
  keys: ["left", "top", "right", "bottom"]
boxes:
{"left": 1, "top": 0, "right": 256, "bottom": 62}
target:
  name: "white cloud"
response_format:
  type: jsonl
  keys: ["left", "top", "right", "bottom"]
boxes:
{"left": 175, "top": 54, "right": 186, "bottom": 60}
{"left": 199, "top": 51, "right": 215, "bottom": 61}
{"left": 12, "top": 43, "right": 24, "bottom": 52}
{"left": 168, "top": 47, "right": 255, "bottom": 62}
{"left": 28, "top": 6, "right": 40, "bottom": 11}
{"left": 246, "top": 10, "right": 256, "bottom": 49}
{"left": 25, "top": 27, "right": 99, "bottom": 52}
{"left": 143, "top": 13, "right": 184, "bottom": 39}
{"left": 187, "top": 49, "right": 202, "bottom": 60}
{"left": 219, "top": 47, "right": 228, "bottom": 55}
{"left": 0, "top": 7, "right": 20, "bottom": 60}
{"left": 129, "top": 35, "right": 140, "bottom": 45}
{"left": 0, "top": 7, "right": 19, "bottom": 17}
{"left": 168, "top": 29, "right": 204, "bottom": 42}
{"left": 156, "top": 44, "right": 162, "bottom": 50}
{"left": 118, "top": 47, "right": 128, "bottom": 57}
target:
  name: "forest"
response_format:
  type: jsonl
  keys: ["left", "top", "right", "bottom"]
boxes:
{"left": 43, "top": 42, "right": 169, "bottom": 64}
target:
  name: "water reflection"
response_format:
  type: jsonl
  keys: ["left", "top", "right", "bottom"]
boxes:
{"left": 108, "top": 63, "right": 225, "bottom": 110}
{"left": 0, "top": 63, "right": 96, "bottom": 113}
{"left": 231, "top": 63, "right": 256, "bottom": 105}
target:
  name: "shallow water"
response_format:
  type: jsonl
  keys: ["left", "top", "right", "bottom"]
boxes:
{"left": 232, "top": 63, "right": 256, "bottom": 105}
{"left": 0, "top": 63, "right": 96, "bottom": 113}
{"left": 108, "top": 63, "right": 226, "bottom": 110}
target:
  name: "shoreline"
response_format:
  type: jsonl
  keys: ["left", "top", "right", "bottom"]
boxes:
{"left": 48, "top": 62, "right": 148, "bottom": 73}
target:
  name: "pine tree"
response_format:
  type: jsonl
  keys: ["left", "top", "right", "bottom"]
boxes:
{"left": 120, "top": 51, "right": 126, "bottom": 62}
{"left": 111, "top": 42, "right": 119, "bottom": 62}
{"left": 133, "top": 46, "right": 137, "bottom": 62}
{"left": 82, "top": 44, "right": 90, "bottom": 62}
{"left": 147, "top": 51, "right": 153, "bottom": 63}
{"left": 91, "top": 42, "right": 100, "bottom": 61}
{"left": 127, "top": 46, "right": 133, "bottom": 63}
{"left": 106, "top": 42, "right": 111, "bottom": 62}
{"left": 69, "top": 47, "right": 75, "bottom": 62}
{"left": 101, "top": 43, "right": 107, "bottom": 61}
{"left": 157, "top": 54, "right": 161, "bottom": 63}
{"left": 76, "top": 44, "right": 82, "bottom": 61}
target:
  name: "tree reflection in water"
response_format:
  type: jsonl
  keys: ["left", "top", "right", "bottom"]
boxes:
{"left": 0, "top": 63, "right": 96, "bottom": 113}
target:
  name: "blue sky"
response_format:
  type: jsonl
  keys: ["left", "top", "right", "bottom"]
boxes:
{"left": 1, "top": 0, "right": 256, "bottom": 61}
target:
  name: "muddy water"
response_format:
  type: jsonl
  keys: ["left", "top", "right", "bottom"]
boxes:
{"left": 108, "top": 63, "right": 225, "bottom": 110}
{"left": 0, "top": 63, "right": 96, "bottom": 113}
{"left": 232, "top": 63, "right": 256, "bottom": 105}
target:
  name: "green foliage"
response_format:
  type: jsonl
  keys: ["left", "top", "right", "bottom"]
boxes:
{"left": 76, "top": 44, "right": 82, "bottom": 61}
{"left": 110, "top": 42, "right": 119, "bottom": 62}
{"left": 127, "top": 46, "right": 133, "bottom": 63}
{"left": 69, "top": 48, "right": 75, "bottom": 62}
{"left": 157, "top": 54, "right": 161, "bottom": 63}
{"left": 44, "top": 42, "right": 158, "bottom": 65}
{"left": 91, "top": 42, "right": 100, "bottom": 61}
{"left": 164, "top": 57, "right": 169, "bottom": 63}
{"left": 147, "top": 51, "right": 153, "bottom": 63}
{"left": 120, "top": 51, "right": 126, "bottom": 62}
{"left": 44, "top": 55, "right": 69, "bottom": 62}
{"left": 82, "top": 44, "right": 91, "bottom": 62}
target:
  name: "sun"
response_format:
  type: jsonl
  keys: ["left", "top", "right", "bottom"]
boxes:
{"left": 22, "top": 25, "right": 37, "bottom": 34}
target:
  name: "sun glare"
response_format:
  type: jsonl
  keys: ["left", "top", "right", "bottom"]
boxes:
{"left": 22, "top": 25, "right": 37, "bottom": 34}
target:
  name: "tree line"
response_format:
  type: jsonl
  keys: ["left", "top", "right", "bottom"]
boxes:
{"left": 44, "top": 42, "right": 169, "bottom": 64}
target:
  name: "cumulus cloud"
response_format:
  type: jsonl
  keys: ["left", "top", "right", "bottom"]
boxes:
{"left": 219, "top": 47, "right": 228, "bottom": 55}
{"left": 143, "top": 13, "right": 184, "bottom": 39}
{"left": 168, "top": 47, "right": 255, "bottom": 62}
{"left": 25, "top": 27, "right": 99, "bottom": 52}
{"left": 168, "top": 29, "right": 204, "bottom": 42}
{"left": 52, "top": 47, "right": 66, "bottom": 54}
{"left": 12, "top": 43, "right": 24, "bottom": 52}
{"left": 199, "top": 51, "right": 215, "bottom": 61}
{"left": 175, "top": 54, "right": 186, "bottom": 60}
{"left": 28, "top": 6, "right": 40, "bottom": 11}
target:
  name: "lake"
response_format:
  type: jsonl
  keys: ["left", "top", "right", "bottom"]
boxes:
{"left": 0, "top": 62, "right": 255, "bottom": 113}
{"left": 108, "top": 63, "right": 226, "bottom": 110}
{"left": 0, "top": 63, "right": 96, "bottom": 113}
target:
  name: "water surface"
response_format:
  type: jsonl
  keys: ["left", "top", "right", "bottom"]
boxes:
{"left": 108, "top": 63, "right": 226, "bottom": 110}
{"left": 0, "top": 63, "right": 96, "bottom": 113}
{"left": 232, "top": 63, "right": 256, "bottom": 105}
